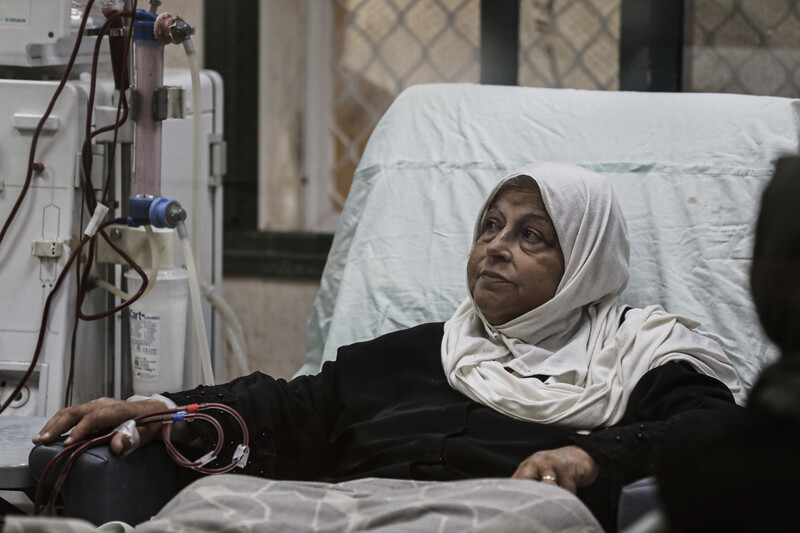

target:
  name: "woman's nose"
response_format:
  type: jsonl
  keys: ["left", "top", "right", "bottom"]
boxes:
{"left": 485, "top": 229, "right": 513, "bottom": 259}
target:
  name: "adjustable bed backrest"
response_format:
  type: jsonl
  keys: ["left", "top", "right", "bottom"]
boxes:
{"left": 303, "top": 83, "right": 800, "bottom": 396}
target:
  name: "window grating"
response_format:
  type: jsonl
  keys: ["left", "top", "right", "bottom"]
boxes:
{"left": 331, "top": 0, "right": 481, "bottom": 206}
{"left": 518, "top": 0, "right": 621, "bottom": 90}
{"left": 684, "top": 0, "right": 800, "bottom": 97}
{"left": 329, "top": 0, "right": 624, "bottom": 209}
{"left": 325, "top": 0, "right": 800, "bottom": 220}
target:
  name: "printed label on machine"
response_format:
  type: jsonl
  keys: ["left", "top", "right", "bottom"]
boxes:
{"left": 130, "top": 310, "right": 161, "bottom": 381}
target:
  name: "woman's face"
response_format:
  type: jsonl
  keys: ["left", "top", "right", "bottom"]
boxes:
{"left": 467, "top": 185, "right": 565, "bottom": 325}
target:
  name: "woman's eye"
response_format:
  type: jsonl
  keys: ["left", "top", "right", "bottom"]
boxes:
{"left": 522, "top": 229, "right": 542, "bottom": 243}
{"left": 483, "top": 219, "right": 500, "bottom": 232}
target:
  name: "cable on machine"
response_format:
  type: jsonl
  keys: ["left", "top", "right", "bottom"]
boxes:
{"left": 0, "top": 1, "right": 153, "bottom": 415}
{"left": 0, "top": 0, "right": 98, "bottom": 251}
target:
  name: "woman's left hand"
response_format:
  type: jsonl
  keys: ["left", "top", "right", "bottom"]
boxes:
{"left": 511, "top": 445, "right": 598, "bottom": 493}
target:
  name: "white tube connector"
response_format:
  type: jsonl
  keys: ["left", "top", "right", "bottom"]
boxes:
{"left": 84, "top": 204, "right": 110, "bottom": 237}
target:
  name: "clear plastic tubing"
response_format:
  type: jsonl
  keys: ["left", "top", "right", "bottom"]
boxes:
{"left": 201, "top": 279, "right": 250, "bottom": 379}
{"left": 184, "top": 39, "right": 249, "bottom": 379}
{"left": 177, "top": 220, "right": 215, "bottom": 386}
{"left": 184, "top": 38, "right": 204, "bottom": 264}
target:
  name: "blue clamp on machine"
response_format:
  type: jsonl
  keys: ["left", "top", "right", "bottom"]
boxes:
{"left": 133, "top": 9, "right": 159, "bottom": 42}
{"left": 127, "top": 197, "right": 186, "bottom": 228}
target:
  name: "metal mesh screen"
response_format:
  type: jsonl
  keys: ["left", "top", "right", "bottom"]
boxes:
{"left": 330, "top": 0, "right": 623, "bottom": 206}
{"left": 518, "top": 0, "right": 620, "bottom": 90}
{"left": 684, "top": 0, "right": 800, "bottom": 97}
{"left": 331, "top": 0, "right": 481, "bottom": 205}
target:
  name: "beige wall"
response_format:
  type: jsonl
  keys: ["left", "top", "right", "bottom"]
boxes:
{"left": 219, "top": 277, "right": 319, "bottom": 381}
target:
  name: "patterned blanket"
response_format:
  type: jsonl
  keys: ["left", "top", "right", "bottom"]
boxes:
{"left": 6, "top": 475, "right": 602, "bottom": 532}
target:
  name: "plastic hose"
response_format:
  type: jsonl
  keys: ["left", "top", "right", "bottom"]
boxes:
{"left": 200, "top": 279, "right": 249, "bottom": 380}
{"left": 183, "top": 37, "right": 204, "bottom": 267}
{"left": 176, "top": 220, "right": 215, "bottom": 386}
{"left": 183, "top": 38, "right": 250, "bottom": 380}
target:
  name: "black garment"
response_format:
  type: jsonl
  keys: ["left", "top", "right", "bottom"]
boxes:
{"left": 658, "top": 358, "right": 800, "bottom": 532}
{"left": 751, "top": 156, "right": 800, "bottom": 354}
{"left": 166, "top": 322, "right": 739, "bottom": 531}
{"left": 658, "top": 407, "right": 800, "bottom": 532}
{"left": 657, "top": 158, "right": 800, "bottom": 532}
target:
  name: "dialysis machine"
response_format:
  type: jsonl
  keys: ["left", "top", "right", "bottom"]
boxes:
{"left": 0, "top": 0, "right": 225, "bottom": 420}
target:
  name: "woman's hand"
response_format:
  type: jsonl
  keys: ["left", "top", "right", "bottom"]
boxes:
{"left": 32, "top": 397, "right": 167, "bottom": 454}
{"left": 512, "top": 445, "right": 598, "bottom": 493}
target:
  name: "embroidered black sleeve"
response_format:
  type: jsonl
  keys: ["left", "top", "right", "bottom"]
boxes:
{"left": 572, "top": 361, "right": 740, "bottom": 485}
{"left": 163, "top": 365, "right": 341, "bottom": 481}
{"left": 165, "top": 378, "right": 279, "bottom": 479}
{"left": 571, "top": 421, "right": 670, "bottom": 485}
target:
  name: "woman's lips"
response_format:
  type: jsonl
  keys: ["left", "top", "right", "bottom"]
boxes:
{"left": 479, "top": 271, "right": 511, "bottom": 283}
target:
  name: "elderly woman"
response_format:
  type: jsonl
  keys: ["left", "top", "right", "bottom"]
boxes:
{"left": 35, "top": 162, "right": 741, "bottom": 531}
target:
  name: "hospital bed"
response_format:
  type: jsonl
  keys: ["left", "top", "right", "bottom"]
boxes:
{"left": 22, "top": 83, "right": 800, "bottom": 531}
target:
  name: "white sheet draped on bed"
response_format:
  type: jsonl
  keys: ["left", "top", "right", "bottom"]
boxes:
{"left": 303, "top": 83, "right": 800, "bottom": 398}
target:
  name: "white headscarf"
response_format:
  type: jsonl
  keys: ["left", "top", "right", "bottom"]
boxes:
{"left": 441, "top": 162, "right": 740, "bottom": 429}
